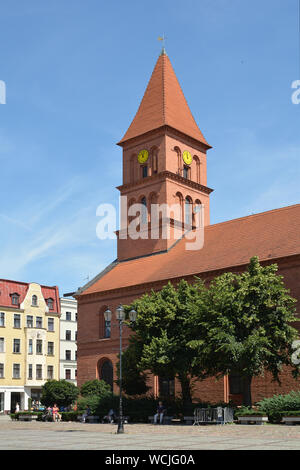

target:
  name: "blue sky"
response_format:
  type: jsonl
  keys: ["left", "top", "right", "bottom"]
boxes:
{"left": 0, "top": 0, "right": 299, "bottom": 295}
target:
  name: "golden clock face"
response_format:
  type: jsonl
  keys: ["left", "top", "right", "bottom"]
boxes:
{"left": 137, "top": 149, "right": 149, "bottom": 164}
{"left": 182, "top": 150, "right": 192, "bottom": 166}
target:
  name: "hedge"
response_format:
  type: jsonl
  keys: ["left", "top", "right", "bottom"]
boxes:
{"left": 10, "top": 412, "right": 43, "bottom": 421}
{"left": 257, "top": 391, "right": 300, "bottom": 423}
{"left": 235, "top": 408, "right": 267, "bottom": 417}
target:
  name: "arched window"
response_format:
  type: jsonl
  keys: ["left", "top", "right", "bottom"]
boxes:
{"left": 32, "top": 295, "right": 38, "bottom": 307}
{"left": 47, "top": 298, "right": 54, "bottom": 310}
{"left": 130, "top": 155, "right": 135, "bottom": 183}
{"left": 183, "top": 165, "right": 190, "bottom": 179}
{"left": 193, "top": 199, "right": 202, "bottom": 226}
{"left": 185, "top": 197, "right": 193, "bottom": 226}
{"left": 141, "top": 196, "right": 147, "bottom": 224}
{"left": 150, "top": 147, "right": 158, "bottom": 174}
{"left": 104, "top": 317, "right": 111, "bottom": 338}
{"left": 193, "top": 156, "right": 200, "bottom": 183}
{"left": 174, "top": 146, "right": 181, "bottom": 175}
{"left": 142, "top": 165, "right": 148, "bottom": 178}
{"left": 99, "top": 360, "right": 113, "bottom": 390}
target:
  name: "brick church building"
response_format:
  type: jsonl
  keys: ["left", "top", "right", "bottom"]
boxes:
{"left": 75, "top": 49, "right": 300, "bottom": 404}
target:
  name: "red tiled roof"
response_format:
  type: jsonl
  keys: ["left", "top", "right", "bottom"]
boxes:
{"left": 80, "top": 204, "right": 300, "bottom": 296}
{"left": 118, "top": 52, "right": 210, "bottom": 147}
{"left": 0, "top": 279, "right": 60, "bottom": 312}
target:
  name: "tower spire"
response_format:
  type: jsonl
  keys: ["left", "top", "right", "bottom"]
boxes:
{"left": 118, "top": 52, "right": 210, "bottom": 147}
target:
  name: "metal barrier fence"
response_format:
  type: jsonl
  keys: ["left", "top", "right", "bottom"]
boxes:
{"left": 193, "top": 407, "right": 234, "bottom": 425}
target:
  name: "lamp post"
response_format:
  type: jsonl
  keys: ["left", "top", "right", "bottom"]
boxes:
{"left": 104, "top": 305, "right": 137, "bottom": 434}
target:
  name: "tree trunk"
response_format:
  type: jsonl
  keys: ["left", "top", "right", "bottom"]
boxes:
{"left": 178, "top": 374, "right": 192, "bottom": 412}
{"left": 242, "top": 376, "right": 252, "bottom": 408}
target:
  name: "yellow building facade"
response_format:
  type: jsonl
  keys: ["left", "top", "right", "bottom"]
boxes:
{"left": 0, "top": 280, "right": 60, "bottom": 413}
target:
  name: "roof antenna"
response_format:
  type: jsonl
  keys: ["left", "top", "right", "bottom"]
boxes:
{"left": 158, "top": 34, "right": 167, "bottom": 55}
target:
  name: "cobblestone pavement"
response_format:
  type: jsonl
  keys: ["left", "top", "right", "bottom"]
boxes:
{"left": 0, "top": 417, "right": 300, "bottom": 450}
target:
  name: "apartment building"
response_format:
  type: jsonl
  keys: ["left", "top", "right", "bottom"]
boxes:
{"left": 60, "top": 297, "right": 77, "bottom": 385}
{"left": 0, "top": 279, "right": 60, "bottom": 413}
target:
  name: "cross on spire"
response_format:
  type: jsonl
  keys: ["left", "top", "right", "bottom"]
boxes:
{"left": 158, "top": 34, "right": 167, "bottom": 55}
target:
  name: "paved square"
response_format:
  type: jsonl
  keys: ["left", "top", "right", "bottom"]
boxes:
{"left": 1, "top": 416, "right": 300, "bottom": 450}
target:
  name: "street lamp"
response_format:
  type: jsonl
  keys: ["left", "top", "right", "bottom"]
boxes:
{"left": 105, "top": 305, "right": 137, "bottom": 434}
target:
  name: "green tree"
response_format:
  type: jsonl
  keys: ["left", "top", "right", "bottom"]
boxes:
{"left": 189, "top": 257, "right": 300, "bottom": 407}
{"left": 123, "top": 280, "right": 209, "bottom": 405}
{"left": 116, "top": 342, "right": 150, "bottom": 396}
{"left": 41, "top": 380, "right": 79, "bottom": 408}
{"left": 80, "top": 379, "right": 112, "bottom": 399}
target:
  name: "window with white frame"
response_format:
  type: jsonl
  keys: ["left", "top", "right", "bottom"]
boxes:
{"left": 47, "top": 342, "right": 54, "bottom": 355}
{"left": 65, "top": 330, "right": 71, "bottom": 341}
{"left": 47, "top": 365, "right": 54, "bottom": 379}
{"left": 0, "top": 363, "right": 4, "bottom": 378}
{"left": 36, "top": 339, "right": 43, "bottom": 355}
{"left": 28, "top": 364, "right": 32, "bottom": 379}
{"left": 14, "top": 314, "right": 21, "bottom": 328}
{"left": 66, "top": 312, "right": 72, "bottom": 321}
{"left": 48, "top": 318, "right": 54, "bottom": 332}
{"left": 65, "top": 350, "right": 71, "bottom": 361}
{"left": 28, "top": 339, "right": 33, "bottom": 354}
{"left": 0, "top": 312, "right": 5, "bottom": 327}
{"left": 26, "top": 315, "right": 33, "bottom": 328}
{"left": 0, "top": 338, "right": 4, "bottom": 353}
{"left": 13, "top": 338, "right": 20, "bottom": 353}
{"left": 13, "top": 363, "right": 20, "bottom": 379}
{"left": 36, "top": 364, "right": 42, "bottom": 380}
{"left": 36, "top": 317, "right": 42, "bottom": 328}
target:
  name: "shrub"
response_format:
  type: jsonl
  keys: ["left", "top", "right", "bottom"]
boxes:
{"left": 41, "top": 380, "right": 79, "bottom": 408}
{"left": 77, "top": 395, "right": 103, "bottom": 415}
{"left": 80, "top": 380, "right": 112, "bottom": 399}
{"left": 235, "top": 407, "right": 267, "bottom": 417}
{"left": 279, "top": 410, "right": 300, "bottom": 417}
{"left": 257, "top": 391, "right": 300, "bottom": 423}
{"left": 10, "top": 412, "right": 43, "bottom": 421}
{"left": 61, "top": 411, "right": 82, "bottom": 422}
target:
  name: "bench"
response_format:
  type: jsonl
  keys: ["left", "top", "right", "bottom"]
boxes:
{"left": 18, "top": 414, "right": 38, "bottom": 421}
{"left": 86, "top": 415, "right": 100, "bottom": 423}
{"left": 237, "top": 416, "right": 268, "bottom": 425}
{"left": 183, "top": 416, "right": 194, "bottom": 425}
{"left": 282, "top": 416, "right": 300, "bottom": 426}
{"left": 148, "top": 415, "right": 173, "bottom": 425}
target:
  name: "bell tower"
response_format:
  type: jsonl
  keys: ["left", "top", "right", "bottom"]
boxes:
{"left": 116, "top": 49, "right": 213, "bottom": 261}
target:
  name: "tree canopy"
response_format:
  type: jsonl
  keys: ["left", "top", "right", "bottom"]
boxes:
{"left": 41, "top": 380, "right": 79, "bottom": 408}
{"left": 122, "top": 257, "right": 300, "bottom": 407}
{"left": 80, "top": 379, "right": 112, "bottom": 399}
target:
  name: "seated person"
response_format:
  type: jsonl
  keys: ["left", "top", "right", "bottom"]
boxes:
{"left": 52, "top": 404, "right": 62, "bottom": 422}
{"left": 81, "top": 405, "right": 91, "bottom": 423}
{"left": 102, "top": 409, "right": 116, "bottom": 423}
{"left": 154, "top": 401, "right": 166, "bottom": 424}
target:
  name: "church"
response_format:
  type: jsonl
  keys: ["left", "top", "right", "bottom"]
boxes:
{"left": 75, "top": 48, "right": 300, "bottom": 404}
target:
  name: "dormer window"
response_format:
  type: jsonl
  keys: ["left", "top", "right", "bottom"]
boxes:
{"left": 11, "top": 293, "right": 20, "bottom": 306}
{"left": 47, "top": 298, "right": 54, "bottom": 310}
{"left": 32, "top": 295, "right": 38, "bottom": 307}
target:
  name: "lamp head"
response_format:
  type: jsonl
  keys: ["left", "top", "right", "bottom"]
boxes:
{"left": 116, "top": 304, "right": 125, "bottom": 321}
{"left": 129, "top": 309, "right": 137, "bottom": 322}
{"left": 104, "top": 308, "right": 112, "bottom": 322}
